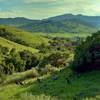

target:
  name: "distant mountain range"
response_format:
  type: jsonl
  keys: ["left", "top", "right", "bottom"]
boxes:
{"left": 0, "top": 14, "right": 100, "bottom": 33}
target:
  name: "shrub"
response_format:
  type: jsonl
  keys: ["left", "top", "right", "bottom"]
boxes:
{"left": 0, "top": 45, "right": 9, "bottom": 55}
{"left": 0, "top": 48, "right": 40, "bottom": 76}
{"left": 3, "top": 49, "right": 26, "bottom": 73}
{"left": 39, "top": 52, "right": 69, "bottom": 68}
{"left": 71, "top": 31, "right": 100, "bottom": 72}
{"left": 19, "top": 50, "right": 39, "bottom": 69}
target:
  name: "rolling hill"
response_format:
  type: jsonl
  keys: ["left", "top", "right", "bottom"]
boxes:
{"left": 0, "top": 17, "right": 38, "bottom": 27}
{"left": 48, "top": 14, "right": 100, "bottom": 29}
{"left": 0, "top": 14, "right": 99, "bottom": 33}
{"left": 0, "top": 25, "right": 50, "bottom": 48}
{"left": 20, "top": 19, "right": 96, "bottom": 33}
{"left": 0, "top": 37, "right": 38, "bottom": 53}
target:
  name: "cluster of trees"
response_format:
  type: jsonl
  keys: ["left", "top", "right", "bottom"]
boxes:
{"left": 72, "top": 31, "right": 100, "bottom": 73}
{"left": 37, "top": 37, "right": 75, "bottom": 54}
{"left": 0, "top": 47, "right": 39, "bottom": 76}
{"left": 39, "top": 52, "right": 69, "bottom": 68}
{"left": 0, "top": 46, "right": 70, "bottom": 77}
{"left": 35, "top": 37, "right": 72, "bottom": 69}
{"left": 0, "top": 29, "right": 75, "bottom": 77}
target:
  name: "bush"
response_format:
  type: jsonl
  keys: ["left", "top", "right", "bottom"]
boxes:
{"left": 39, "top": 52, "right": 69, "bottom": 68}
{"left": 19, "top": 50, "right": 39, "bottom": 69}
{"left": 3, "top": 48, "right": 26, "bottom": 74}
{"left": 0, "top": 45, "right": 9, "bottom": 55}
{"left": 71, "top": 31, "right": 100, "bottom": 72}
{"left": 0, "top": 48, "right": 40, "bottom": 76}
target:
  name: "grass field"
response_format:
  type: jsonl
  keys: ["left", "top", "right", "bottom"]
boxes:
{"left": 46, "top": 33, "right": 91, "bottom": 38}
{"left": 0, "top": 25, "right": 50, "bottom": 46}
{"left": 0, "top": 68, "right": 100, "bottom": 100}
{"left": 30, "top": 32, "right": 91, "bottom": 39}
{"left": 0, "top": 37, "right": 38, "bottom": 53}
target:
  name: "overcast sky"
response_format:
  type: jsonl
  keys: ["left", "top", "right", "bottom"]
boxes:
{"left": 0, "top": 0, "right": 100, "bottom": 19}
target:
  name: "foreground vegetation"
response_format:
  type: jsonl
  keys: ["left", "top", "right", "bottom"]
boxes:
{"left": 0, "top": 69, "right": 100, "bottom": 100}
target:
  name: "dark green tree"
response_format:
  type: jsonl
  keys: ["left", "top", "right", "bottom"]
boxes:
{"left": 71, "top": 31, "right": 100, "bottom": 72}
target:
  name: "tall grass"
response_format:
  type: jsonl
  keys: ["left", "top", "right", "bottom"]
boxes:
{"left": 2, "top": 68, "right": 39, "bottom": 84}
{"left": 14, "top": 93, "right": 58, "bottom": 100}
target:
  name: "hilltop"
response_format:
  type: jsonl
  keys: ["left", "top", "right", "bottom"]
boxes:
{"left": 0, "top": 14, "right": 99, "bottom": 33}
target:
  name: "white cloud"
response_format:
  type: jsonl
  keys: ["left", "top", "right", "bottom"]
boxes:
{"left": 0, "top": 0, "right": 100, "bottom": 19}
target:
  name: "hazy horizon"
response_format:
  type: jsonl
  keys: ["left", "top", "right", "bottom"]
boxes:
{"left": 0, "top": 13, "right": 100, "bottom": 20}
{"left": 0, "top": 0, "right": 100, "bottom": 19}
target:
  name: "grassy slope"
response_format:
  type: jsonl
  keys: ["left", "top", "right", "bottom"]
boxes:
{"left": 0, "top": 69, "right": 100, "bottom": 100}
{"left": 0, "top": 25, "right": 92, "bottom": 44}
{"left": 0, "top": 25, "right": 50, "bottom": 46}
{"left": 46, "top": 33, "right": 91, "bottom": 38}
{"left": 0, "top": 37, "right": 38, "bottom": 53}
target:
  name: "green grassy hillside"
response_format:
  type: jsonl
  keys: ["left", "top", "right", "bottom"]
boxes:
{"left": 0, "top": 25, "right": 50, "bottom": 47}
{"left": 46, "top": 33, "right": 91, "bottom": 38}
{"left": 0, "top": 69, "right": 100, "bottom": 100}
{"left": 0, "top": 37, "right": 38, "bottom": 65}
{"left": 0, "top": 37, "right": 38, "bottom": 53}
